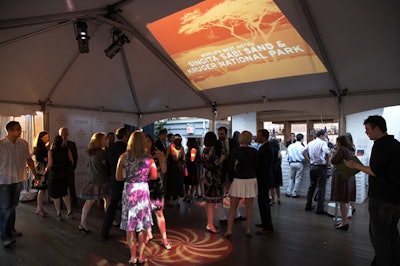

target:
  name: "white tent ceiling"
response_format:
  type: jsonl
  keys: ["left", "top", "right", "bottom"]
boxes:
{"left": 1, "top": 0, "right": 399, "bottom": 125}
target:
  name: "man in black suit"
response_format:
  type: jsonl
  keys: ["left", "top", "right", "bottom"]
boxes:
{"left": 59, "top": 127, "right": 79, "bottom": 208}
{"left": 155, "top": 129, "right": 168, "bottom": 154}
{"left": 255, "top": 129, "right": 274, "bottom": 234}
{"left": 101, "top": 128, "right": 128, "bottom": 240}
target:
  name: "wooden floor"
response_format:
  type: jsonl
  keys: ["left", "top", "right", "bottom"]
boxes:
{"left": 1, "top": 195, "right": 374, "bottom": 266}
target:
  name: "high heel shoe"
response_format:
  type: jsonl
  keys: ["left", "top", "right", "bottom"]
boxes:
{"left": 162, "top": 241, "right": 172, "bottom": 250}
{"left": 66, "top": 211, "right": 72, "bottom": 219}
{"left": 138, "top": 257, "right": 148, "bottom": 265}
{"left": 335, "top": 223, "right": 349, "bottom": 231}
{"left": 128, "top": 258, "right": 137, "bottom": 265}
{"left": 79, "top": 225, "right": 91, "bottom": 233}
{"left": 56, "top": 212, "right": 62, "bottom": 221}
{"left": 205, "top": 226, "right": 219, "bottom": 234}
{"left": 36, "top": 210, "right": 49, "bottom": 218}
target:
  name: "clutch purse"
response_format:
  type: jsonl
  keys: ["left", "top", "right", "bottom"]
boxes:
{"left": 334, "top": 157, "right": 362, "bottom": 180}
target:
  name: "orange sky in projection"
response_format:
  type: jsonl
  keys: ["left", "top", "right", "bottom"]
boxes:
{"left": 147, "top": 0, "right": 289, "bottom": 55}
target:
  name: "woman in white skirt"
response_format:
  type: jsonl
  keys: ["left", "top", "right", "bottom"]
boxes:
{"left": 224, "top": 131, "right": 258, "bottom": 238}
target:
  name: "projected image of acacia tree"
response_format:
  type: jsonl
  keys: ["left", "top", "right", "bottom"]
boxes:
{"left": 178, "top": 0, "right": 285, "bottom": 44}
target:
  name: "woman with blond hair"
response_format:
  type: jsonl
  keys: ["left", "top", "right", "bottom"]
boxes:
{"left": 225, "top": 130, "right": 258, "bottom": 238}
{"left": 116, "top": 131, "right": 158, "bottom": 265}
{"left": 78, "top": 132, "right": 111, "bottom": 233}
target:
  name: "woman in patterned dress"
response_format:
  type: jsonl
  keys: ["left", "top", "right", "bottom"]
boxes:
{"left": 330, "top": 135, "right": 357, "bottom": 231}
{"left": 116, "top": 131, "right": 158, "bottom": 265}
{"left": 202, "top": 131, "right": 224, "bottom": 234}
{"left": 145, "top": 134, "right": 171, "bottom": 250}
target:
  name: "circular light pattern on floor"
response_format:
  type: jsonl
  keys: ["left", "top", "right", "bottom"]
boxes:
{"left": 91, "top": 227, "right": 232, "bottom": 266}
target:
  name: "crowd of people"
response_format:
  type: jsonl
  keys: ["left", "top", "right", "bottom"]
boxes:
{"left": 0, "top": 115, "right": 398, "bottom": 265}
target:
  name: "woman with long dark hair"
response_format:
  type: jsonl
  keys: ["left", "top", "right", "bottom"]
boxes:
{"left": 33, "top": 131, "right": 50, "bottom": 217}
{"left": 145, "top": 134, "right": 171, "bottom": 249}
{"left": 45, "top": 135, "right": 73, "bottom": 220}
{"left": 330, "top": 134, "right": 357, "bottom": 231}
{"left": 202, "top": 131, "right": 224, "bottom": 234}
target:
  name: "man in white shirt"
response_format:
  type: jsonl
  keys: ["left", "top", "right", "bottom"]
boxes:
{"left": 302, "top": 130, "right": 331, "bottom": 214}
{"left": 286, "top": 134, "right": 305, "bottom": 198}
{"left": 0, "top": 121, "right": 38, "bottom": 247}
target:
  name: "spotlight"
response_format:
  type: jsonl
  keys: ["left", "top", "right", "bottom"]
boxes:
{"left": 75, "top": 20, "right": 89, "bottom": 53}
{"left": 104, "top": 29, "right": 130, "bottom": 59}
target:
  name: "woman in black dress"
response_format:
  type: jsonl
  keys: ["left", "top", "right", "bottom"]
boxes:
{"left": 145, "top": 135, "right": 171, "bottom": 249}
{"left": 33, "top": 131, "right": 50, "bottom": 217}
{"left": 184, "top": 138, "right": 200, "bottom": 202}
{"left": 45, "top": 135, "right": 73, "bottom": 220}
{"left": 165, "top": 134, "right": 185, "bottom": 206}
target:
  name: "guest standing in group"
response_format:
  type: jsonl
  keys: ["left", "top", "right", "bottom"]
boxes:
{"left": 285, "top": 133, "right": 305, "bottom": 198}
{"left": 116, "top": 130, "right": 158, "bottom": 265}
{"left": 225, "top": 131, "right": 258, "bottom": 238}
{"left": 184, "top": 138, "right": 200, "bottom": 203}
{"left": 201, "top": 131, "right": 224, "bottom": 234}
{"left": 344, "top": 133, "right": 357, "bottom": 215}
{"left": 330, "top": 135, "right": 357, "bottom": 231}
{"left": 165, "top": 134, "right": 185, "bottom": 206}
{"left": 217, "top": 127, "right": 243, "bottom": 224}
{"left": 58, "top": 127, "right": 79, "bottom": 208}
{"left": 0, "top": 121, "right": 38, "bottom": 247}
{"left": 155, "top": 129, "right": 168, "bottom": 154}
{"left": 145, "top": 135, "right": 171, "bottom": 250}
{"left": 79, "top": 132, "right": 111, "bottom": 233}
{"left": 255, "top": 129, "right": 274, "bottom": 235}
{"left": 345, "top": 115, "right": 400, "bottom": 265}
{"left": 101, "top": 128, "right": 128, "bottom": 240}
{"left": 286, "top": 133, "right": 296, "bottom": 148}
{"left": 45, "top": 135, "right": 73, "bottom": 221}
{"left": 303, "top": 130, "right": 331, "bottom": 214}
{"left": 269, "top": 136, "right": 283, "bottom": 206}
{"left": 32, "top": 131, "right": 50, "bottom": 218}
{"left": 107, "top": 132, "right": 115, "bottom": 148}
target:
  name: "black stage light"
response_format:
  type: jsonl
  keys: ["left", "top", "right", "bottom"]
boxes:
{"left": 104, "top": 30, "right": 130, "bottom": 59}
{"left": 76, "top": 20, "right": 89, "bottom": 53}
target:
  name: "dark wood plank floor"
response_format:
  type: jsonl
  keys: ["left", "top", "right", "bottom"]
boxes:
{"left": 1, "top": 195, "right": 374, "bottom": 266}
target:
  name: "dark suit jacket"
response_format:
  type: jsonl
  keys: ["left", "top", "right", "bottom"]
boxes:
{"left": 66, "top": 140, "right": 78, "bottom": 169}
{"left": 216, "top": 138, "right": 239, "bottom": 182}
{"left": 256, "top": 142, "right": 274, "bottom": 189}
{"left": 155, "top": 139, "right": 167, "bottom": 154}
{"left": 106, "top": 140, "right": 127, "bottom": 178}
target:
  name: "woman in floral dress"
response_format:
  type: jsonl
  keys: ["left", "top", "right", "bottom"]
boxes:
{"left": 116, "top": 131, "right": 158, "bottom": 265}
{"left": 202, "top": 131, "right": 224, "bottom": 234}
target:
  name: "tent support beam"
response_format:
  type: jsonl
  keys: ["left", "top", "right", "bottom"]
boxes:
{"left": 0, "top": 21, "right": 71, "bottom": 48}
{"left": 0, "top": 8, "right": 107, "bottom": 30}
{"left": 120, "top": 48, "right": 141, "bottom": 114}
{"left": 93, "top": 14, "right": 213, "bottom": 108}
{"left": 298, "top": 0, "right": 342, "bottom": 95}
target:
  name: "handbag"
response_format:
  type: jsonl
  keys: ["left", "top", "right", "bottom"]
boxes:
{"left": 334, "top": 157, "right": 362, "bottom": 180}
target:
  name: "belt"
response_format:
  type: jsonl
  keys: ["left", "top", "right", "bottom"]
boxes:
{"left": 289, "top": 161, "right": 302, "bottom": 163}
{"left": 311, "top": 164, "right": 326, "bottom": 167}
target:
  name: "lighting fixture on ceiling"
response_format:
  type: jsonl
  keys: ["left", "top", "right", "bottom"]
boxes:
{"left": 75, "top": 20, "right": 89, "bottom": 53}
{"left": 104, "top": 29, "right": 130, "bottom": 59}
